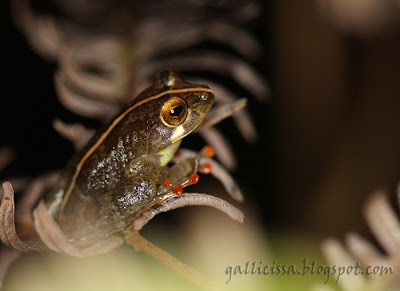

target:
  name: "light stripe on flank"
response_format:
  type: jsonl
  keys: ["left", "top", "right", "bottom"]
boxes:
{"left": 60, "top": 87, "right": 214, "bottom": 212}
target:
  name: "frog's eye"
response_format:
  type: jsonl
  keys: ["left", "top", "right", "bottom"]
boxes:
{"left": 161, "top": 97, "right": 188, "bottom": 126}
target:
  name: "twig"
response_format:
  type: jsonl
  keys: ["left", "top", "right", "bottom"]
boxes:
{"left": 126, "top": 231, "right": 219, "bottom": 291}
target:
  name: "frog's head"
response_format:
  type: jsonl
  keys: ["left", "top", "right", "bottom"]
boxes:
{"left": 133, "top": 71, "right": 214, "bottom": 164}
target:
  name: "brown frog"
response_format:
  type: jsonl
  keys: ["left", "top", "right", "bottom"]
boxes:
{"left": 45, "top": 70, "right": 215, "bottom": 244}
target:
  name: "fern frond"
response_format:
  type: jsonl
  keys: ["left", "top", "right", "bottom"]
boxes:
{"left": 319, "top": 187, "right": 400, "bottom": 291}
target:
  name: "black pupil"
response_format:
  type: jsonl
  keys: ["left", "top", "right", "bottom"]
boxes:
{"left": 170, "top": 105, "right": 183, "bottom": 117}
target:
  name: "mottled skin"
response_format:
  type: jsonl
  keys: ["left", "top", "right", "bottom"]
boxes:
{"left": 45, "top": 71, "right": 214, "bottom": 244}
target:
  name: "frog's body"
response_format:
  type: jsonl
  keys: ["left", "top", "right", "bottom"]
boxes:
{"left": 45, "top": 71, "right": 214, "bottom": 243}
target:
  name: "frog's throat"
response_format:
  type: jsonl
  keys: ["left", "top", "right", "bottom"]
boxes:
{"left": 157, "top": 139, "right": 182, "bottom": 166}
{"left": 158, "top": 110, "right": 201, "bottom": 166}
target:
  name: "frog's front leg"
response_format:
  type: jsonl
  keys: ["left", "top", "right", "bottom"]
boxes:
{"left": 156, "top": 146, "right": 216, "bottom": 201}
{"left": 171, "top": 147, "right": 244, "bottom": 202}
{"left": 132, "top": 145, "right": 245, "bottom": 231}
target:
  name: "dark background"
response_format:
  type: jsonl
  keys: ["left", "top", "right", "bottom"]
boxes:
{"left": 2, "top": 0, "right": 400, "bottom": 242}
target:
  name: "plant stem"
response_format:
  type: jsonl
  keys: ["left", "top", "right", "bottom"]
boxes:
{"left": 126, "top": 231, "right": 219, "bottom": 291}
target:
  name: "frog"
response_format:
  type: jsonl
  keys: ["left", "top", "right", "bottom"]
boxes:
{"left": 0, "top": 70, "right": 248, "bottom": 290}
{"left": 44, "top": 70, "right": 215, "bottom": 244}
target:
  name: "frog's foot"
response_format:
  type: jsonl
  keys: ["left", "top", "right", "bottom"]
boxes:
{"left": 32, "top": 201, "right": 123, "bottom": 257}
{"left": 172, "top": 148, "right": 244, "bottom": 202}
{"left": 138, "top": 58, "right": 266, "bottom": 170}
{"left": 195, "top": 98, "right": 246, "bottom": 170}
{"left": 196, "top": 127, "right": 236, "bottom": 170}
{"left": 194, "top": 95, "right": 256, "bottom": 170}
{"left": 53, "top": 119, "right": 95, "bottom": 151}
{"left": 134, "top": 146, "right": 244, "bottom": 230}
